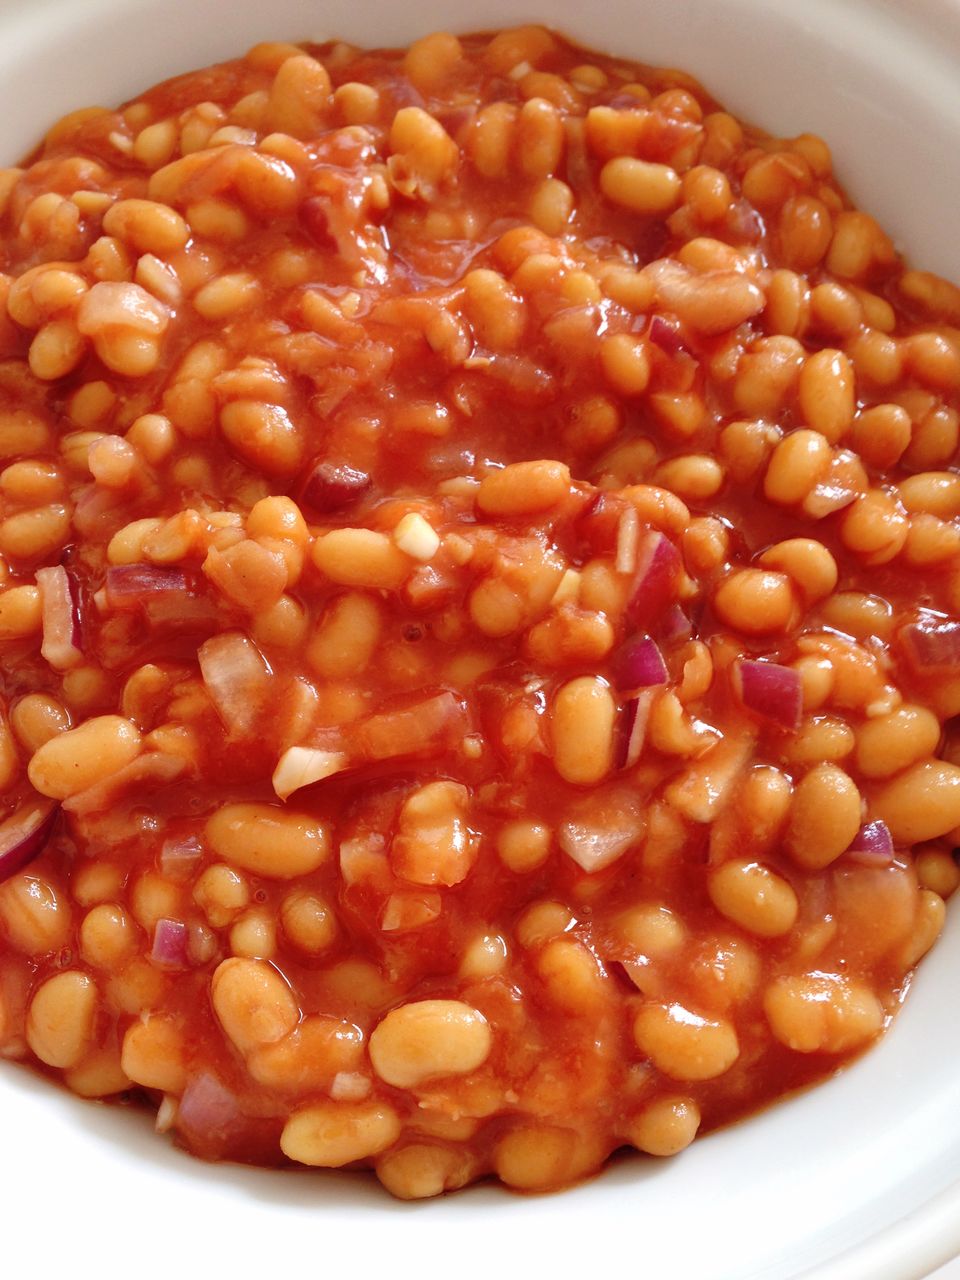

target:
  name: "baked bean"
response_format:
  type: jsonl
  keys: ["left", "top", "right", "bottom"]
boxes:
{"left": 764, "top": 974, "right": 884, "bottom": 1052}
{"left": 312, "top": 529, "right": 411, "bottom": 589}
{"left": 633, "top": 1002, "right": 739, "bottom": 1081}
{"left": 120, "top": 1015, "right": 187, "bottom": 1091}
{"left": 27, "top": 715, "right": 141, "bottom": 799}
{"left": 733, "top": 336, "right": 804, "bottom": 416}
{"left": 763, "top": 429, "right": 831, "bottom": 504}
{"left": 899, "top": 889, "right": 946, "bottom": 968}
{"left": 0, "top": 504, "right": 71, "bottom": 561}
{"left": 494, "top": 1125, "right": 593, "bottom": 1191}
{"left": 79, "top": 903, "right": 138, "bottom": 970}
{"left": 600, "top": 157, "right": 681, "bottom": 215}
{"left": 0, "top": 873, "right": 72, "bottom": 955}
{"left": 601, "top": 333, "right": 651, "bottom": 396}
{"left": 713, "top": 569, "right": 797, "bottom": 635}
{"left": 459, "top": 932, "right": 508, "bottom": 981}
{"left": 784, "top": 764, "right": 862, "bottom": 869}
{"left": 628, "top": 1096, "right": 700, "bottom": 1156}
{"left": 369, "top": 1000, "right": 491, "bottom": 1088}
{"left": 194, "top": 864, "right": 249, "bottom": 928}
{"left": 220, "top": 400, "right": 303, "bottom": 475}
{"left": 839, "top": 490, "right": 908, "bottom": 564}
{"left": 855, "top": 705, "right": 941, "bottom": 779}
{"left": 516, "top": 98, "right": 563, "bottom": 179}
{"left": 536, "top": 937, "right": 606, "bottom": 1013}
{"left": 708, "top": 860, "right": 798, "bottom": 938}
{"left": 552, "top": 676, "right": 616, "bottom": 784}
{"left": 26, "top": 971, "right": 97, "bottom": 1068}
{"left": 205, "top": 803, "right": 330, "bottom": 878}
{"left": 798, "top": 349, "right": 855, "bottom": 442}
{"left": 757, "top": 538, "right": 837, "bottom": 604}
{"left": 211, "top": 957, "right": 300, "bottom": 1054}
{"left": 376, "top": 1144, "right": 472, "bottom": 1199}
{"left": 281, "top": 1101, "right": 401, "bottom": 1167}
{"left": 778, "top": 195, "right": 832, "bottom": 270}
{"left": 0, "top": 585, "right": 41, "bottom": 638}
{"left": 870, "top": 761, "right": 960, "bottom": 843}
{"left": 463, "top": 268, "right": 525, "bottom": 350}
{"left": 496, "top": 819, "right": 552, "bottom": 872}
{"left": 899, "top": 471, "right": 960, "bottom": 518}
{"left": 916, "top": 849, "right": 960, "bottom": 898}
{"left": 477, "top": 460, "right": 570, "bottom": 515}
{"left": 779, "top": 716, "right": 855, "bottom": 767}
{"left": 307, "top": 592, "right": 382, "bottom": 678}
{"left": 102, "top": 199, "right": 189, "bottom": 256}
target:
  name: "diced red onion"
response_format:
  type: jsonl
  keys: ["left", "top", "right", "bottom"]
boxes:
{"left": 614, "top": 636, "right": 668, "bottom": 689}
{"left": 615, "top": 689, "right": 655, "bottom": 769}
{"left": 900, "top": 617, "right": 960, "bottom": 673}
{"left": 627, "top": 531, "right": 682, "bottom": 627}
{"left": 144, "top": 594, "right": 218, "bottom": 629}
{"left": 176, "top": 1073, "right": 242, "bottom": 1142}
{"left": 558, "top": 813, "right": 643, "bottom": 873}
{"left": 658, "top": 603, "right": 693, "bottom": 643}
{"left": 298, "top": 197, "right": 336, "bottom": 249}
{"left": 615, "top": 506, "right": 640, "bottom": 574}
{"left": 72, "top": 484, "right": 122, "bottom": 537}
{"left": 150, "top": 917, "right": 189, "bottom": 968}
{"left": 648, "top": 314, "right": 690, "bottom": 357}
{"left": 577, "top": 492, "right": 623, "bottom": 556}
{"left": 846, "top": 820, "right": 895, "bottom": 866}
{"left": 736, "top": 659, "right": 803, "bottom": 732}
{"left": 198, "top": 632, "right": 273, "bottom": 736}
{"left": 36, "top": 565, "right": 83, "bottom": 670}
{"left": 356, "top": 691, "right": 469, "bottom": 762}
{"left": 62, "top": 752, "right": 185, "bottom": 816}
{"left": 606, "top": 92, "right": 648, "bottom": 111}
{"left": 105, "top": 564, "right": 192, "bottom": 610}
{"left": 0, "top": 798, "right": 58, "bottom": 883}
{"left": 159, "top": 835, "right": 203, "bottom": 880}
{"left": 727, "top": 199, "right": 764, "bottom": 243}
{"left": 300, "top": 460, "right": 371, "bottom": 513}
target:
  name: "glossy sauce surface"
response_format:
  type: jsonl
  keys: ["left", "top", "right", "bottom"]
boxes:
{"left": 0, "top": 26, "right": 959, "bottom": 1197}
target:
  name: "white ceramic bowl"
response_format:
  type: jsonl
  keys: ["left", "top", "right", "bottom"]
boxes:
{"left": 2, "top": 2, "right": 960, "bottom": 1276}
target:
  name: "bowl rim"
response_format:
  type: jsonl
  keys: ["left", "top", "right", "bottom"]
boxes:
{"left": 2, "top": 4, "right": 960, "bottom": 1278}
{"left": 803, "top": 1180, "right": 960, "bottom": 1280}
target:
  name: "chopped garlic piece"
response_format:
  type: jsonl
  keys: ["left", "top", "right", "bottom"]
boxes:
{"left": 393, "top": 512, "right": 440, "bottom": 561}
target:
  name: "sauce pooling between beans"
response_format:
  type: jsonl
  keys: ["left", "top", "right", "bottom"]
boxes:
{"left": 1, "top": 24, "right": 960, "bottom": 1198}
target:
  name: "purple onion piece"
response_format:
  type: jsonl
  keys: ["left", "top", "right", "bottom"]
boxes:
{"left": 846, "top": 820, "right": 895, "bottom": 866}
{"left": 198, "top": 631, "right": 273, "bottom": 735}
{"left": 615, "top": 690, "right": 655, "bottom": 770}
{"left": 658, "top": 603, "right": 693, "bottom": 643}
{"left": 300, "top": 461, "right": 371, "bottom": 514}
{"left": 626, "top": 532, "right": 682, "bottom": 628}
{"left": 150, "top": 918, "right": 190, "bottom": 969}
{"left": 177, "top": 1073, "right": 242, "bottom": 1142}
{"left": 0, "top": 799, "right": 58, "bottom": 884}
{"left": 36, "top": 565, "right": 83, "bottom": 670}
{"left": 159, "top": 835, "right": 203, "bottom": 880}
{"left": 558, "top": 817, "right": 640, "bottom": 873}
{"left": 615, "top": 635, "right": 668, "bottom": 690}
{"left": 105, "top": 564, "right": 192, "bottom": 610}
{"left": 298, "top": 197, "right": 336, "bottom": 249}
{"left": 648, "top": 314, "right": 690, "bottom": 358}
{"left": 900, "top": 617, "right": 960, "bottom": 673}
{"left": 736, "top": 659, "right": 803, "bottom": 732}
